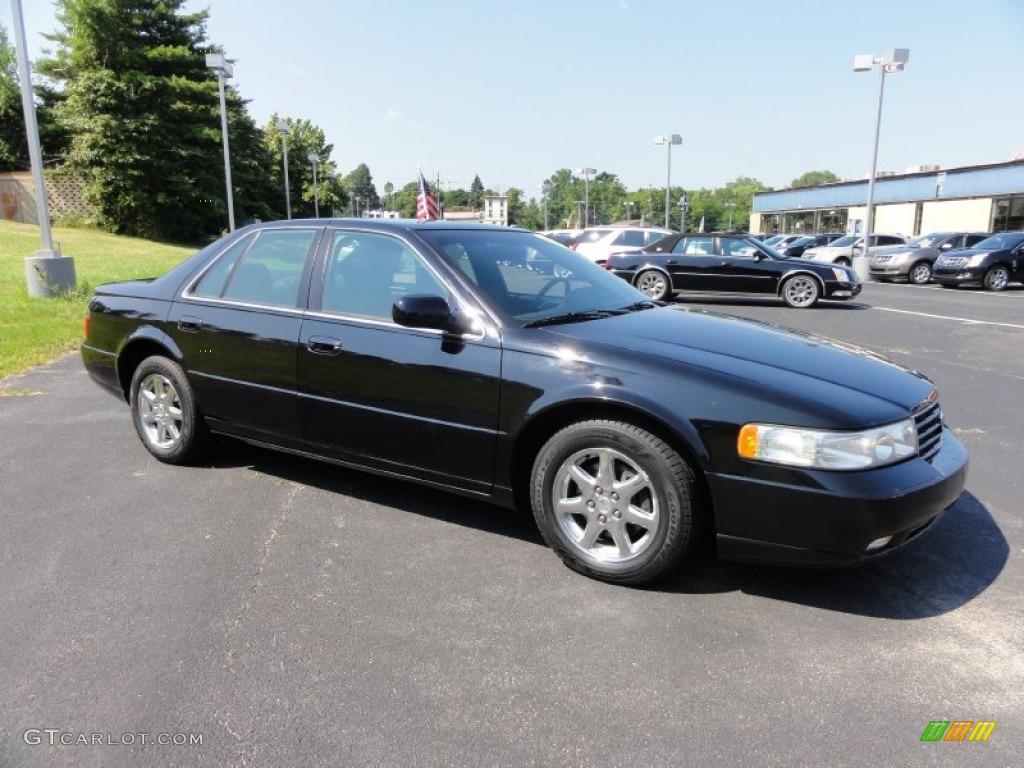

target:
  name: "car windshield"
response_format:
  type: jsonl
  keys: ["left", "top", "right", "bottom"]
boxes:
{"left": 419, "top": 229, "right": 648, "bottom": 328}
{"left": 971, "top": 232, "right": 1024, "bottom": 250}
{"left": 829, "top": 235, "right": 857, "bottom": 248}
{"left": 906, "top": 234, "right": 947, "bottom": 248}
{"left": 789, "top": 237, "right": 813, "bottom": 246}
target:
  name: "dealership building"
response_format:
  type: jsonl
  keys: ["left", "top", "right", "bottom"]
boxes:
{"left": 750, "top": 158, "right": 1024, "bottom": 236}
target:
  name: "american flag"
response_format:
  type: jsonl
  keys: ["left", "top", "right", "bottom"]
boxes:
{"left": 416, "top": 171, "right": 441, "bottom": 221}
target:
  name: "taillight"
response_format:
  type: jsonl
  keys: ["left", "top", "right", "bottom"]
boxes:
{"left": 570, "top": 243, "right": 578, "bottom": 251}
{"left": 83, "top": 314, "right": 90, "bottom": 339}
{"left": 604, "top": 254, "right": 614, "bottom": 270}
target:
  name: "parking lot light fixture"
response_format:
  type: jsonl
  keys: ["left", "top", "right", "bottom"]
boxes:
{"left": 654, "top": 134, "right": 682, "bottom": 229}
{"left": 275, "top": 120, "right": 291, "bottom": 219}
{"left": 205, "top": 53, "right": 235, "bottom": 232}
{"left": 576, "top": 168, "right": 596, "bottom": 226}
{"left": 308, "top": 152, "right": 320, "bottom": 218}
{"left": 854, "top": 48, "right": 909, "bottom": 279}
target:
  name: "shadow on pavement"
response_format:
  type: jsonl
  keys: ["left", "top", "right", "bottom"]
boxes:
{"left": 659, "top": 491, "right": 1006, "bottom": 619}
{"left": 671, "top": 295, "right": 872, "bottom": 311}
{"left": 206, "top": 440, "right": 1005, "bottom": 620}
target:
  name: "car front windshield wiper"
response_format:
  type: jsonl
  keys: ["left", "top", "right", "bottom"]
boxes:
{"left": 524, "top": 309, "right": 627, "bottom": 328}
{"left": 619, "top": 300, "right": 660, "bottom": 311}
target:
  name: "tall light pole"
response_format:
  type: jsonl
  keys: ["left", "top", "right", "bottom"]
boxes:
{"left": 540, "top": 181, "right": 552, "bottom": 230}
{"left": 679, "top": 194, "right": 689, "bottom": 233}
{"left": 308, "top": 152, "right": 320, "bottom": 218}
{"left": 275, "top": 119, "right": 291, "bottom": 219}
{"left": 576, "top": 167, "right": 595, "bottom": 227}
{"left": 12, "top": 0, "right": 75, "bottom": 296}
{"left": 625, "top": 200, "right": 635, "bottom": 222}
{"left": 725, "top": 202, "right": 736, "bottom": 230}
{"left": 654, "top": 134, "right": 682, "bottom": 229}
{"left": 853, "top": 48, "right": 909, "bottom": 278}
{"left": 206, "top": 53, "right": 235, "bottom": 231}
{"left": 575, "top": 200, "right": 585, "bottom": 229}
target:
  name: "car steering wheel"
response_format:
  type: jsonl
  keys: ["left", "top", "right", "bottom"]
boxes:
{"left": 536, "top": 277, "right": 571, "bottom": 304}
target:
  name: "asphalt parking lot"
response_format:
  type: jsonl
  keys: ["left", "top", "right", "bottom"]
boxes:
{"left": 1, "top": 281, "right": 1021, "bottom": 767}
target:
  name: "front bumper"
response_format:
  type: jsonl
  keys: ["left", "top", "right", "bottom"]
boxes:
{"left": 823, "top": 280, "right": 862, "bottom": 300}
{"left": 869, "top": 264, "right": 909, "bottom": 279}
{"left": 709, "top": 427, "right": 968, "bottom": 567}
{"left": 932, "top": 269, "right": 983, "bottom": 287}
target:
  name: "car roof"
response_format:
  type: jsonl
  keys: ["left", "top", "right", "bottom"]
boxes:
{"left": 243, "top": 218, "right": 523, "bottom": 235}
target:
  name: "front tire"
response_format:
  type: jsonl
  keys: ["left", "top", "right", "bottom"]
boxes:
{"left": 984, "top": 265, "right": 1010, "bottom": 291}
{"left": 908, "top": 261, "right": 932, "bottom": 285}
{"left": 634, "top": 269, "right": 670, "bottom": 301}
{"left": 130, "top": 355, "right": 209, "bottom": 464}
{"left": 530, "top": 420, "right": 700, "bottom": 586}
{"left": 781, "top": 274, "right": 821, "bottom": 308}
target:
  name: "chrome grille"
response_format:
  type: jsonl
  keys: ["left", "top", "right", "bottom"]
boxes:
{"left": 937, "top": 256, "right": 968, "bottom": 268}
{"left": 914, "top": 398, "right": 942, "bottom": 463}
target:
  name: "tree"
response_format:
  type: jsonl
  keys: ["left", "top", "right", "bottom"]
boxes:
{"left": 37, "top": 0, "right": 278, "bottom": 241}
{"left": 263, "top": 115, "right": 339, "bottom": 218}
{"left": 790, "top": 170, "right": 840, "bottom": 189}
{"left": 343, "top": 163, "right": 379, "bottom": 212}
{"left": 469, "top": 175, "right": 483, "bottom": 209}
{"left": 0, "top": 25, "right": 29, "bottom": 171}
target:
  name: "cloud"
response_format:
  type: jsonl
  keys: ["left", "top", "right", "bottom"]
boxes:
{"left": 384, "top": 108, "right": 400, "bottom": 122}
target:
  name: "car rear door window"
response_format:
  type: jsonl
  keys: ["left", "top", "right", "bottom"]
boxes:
{"left": 673, "top": 236, "right": 715, "bottom": 256}
{"left": 191, "top": 234, "right": 255, "bottom": 298}
{"left": 221, "top": 229, "right": 318, "bottom": 307}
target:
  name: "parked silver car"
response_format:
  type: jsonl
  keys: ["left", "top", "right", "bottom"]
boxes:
{"left": 803, "top": 234, "right": 907, "bottom": 266}
{"left": 869, "top": 232, "right": 991, "bottom": 284}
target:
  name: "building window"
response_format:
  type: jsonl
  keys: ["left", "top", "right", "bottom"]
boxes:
{"left": 991, "top": 196, "right": 1024, "bottom": 232}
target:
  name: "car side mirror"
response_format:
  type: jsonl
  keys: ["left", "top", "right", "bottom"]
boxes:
{"left": 393, "top": 294, "right": 464, "bottom": 332}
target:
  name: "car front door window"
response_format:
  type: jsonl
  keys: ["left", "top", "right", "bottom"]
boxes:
{"left": 321, "top": 233, "right": 447, "bottom": 320}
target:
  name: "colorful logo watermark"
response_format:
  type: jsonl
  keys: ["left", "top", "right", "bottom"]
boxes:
{"left": 920, "top": 721, "right": 996, "bottom": 742}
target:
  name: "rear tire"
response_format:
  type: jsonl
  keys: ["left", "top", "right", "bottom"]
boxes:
{"left": 530, "top": 420, "right": 700, "bottom": 586}
{"left": 130, "top": 355, "right": 210, "bottom": 464}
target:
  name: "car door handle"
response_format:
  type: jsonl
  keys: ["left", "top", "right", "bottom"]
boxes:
{"left": 178, "top": 315, "right": 203, "bottom": 332}
{"left": 307, "top": 336, "right": 343, "bottom": 355}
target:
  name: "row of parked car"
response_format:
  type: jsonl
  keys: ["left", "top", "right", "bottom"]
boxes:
{"left": 539, "top": 226, "right": 1024, "bottom": 307}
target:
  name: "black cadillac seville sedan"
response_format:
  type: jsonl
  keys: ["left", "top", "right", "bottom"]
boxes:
{"left": 82, "top": 220, "right": 967, "bottom": 585}
{"left": 605, "top": 233, "right": 861, "bottom": 308}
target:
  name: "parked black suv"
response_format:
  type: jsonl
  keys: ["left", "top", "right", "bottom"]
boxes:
{"left": 931, "top": 231, "right": 1024, "bottom": 291}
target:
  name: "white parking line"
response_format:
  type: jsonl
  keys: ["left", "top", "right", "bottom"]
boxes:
{"left": 873, "top": 306, "right": 1024, "bottom": 330}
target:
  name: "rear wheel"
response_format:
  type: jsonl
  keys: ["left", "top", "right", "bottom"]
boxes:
{"left": 130, "top": 355, "right": 209, "bottom": 464}
{"left": 984, "top": 265, "right": 1010, "bottom": 291}
{"left": 781, "top": 274, "right": 821, "bottom": 308}
{"left": 530, "top": 420, "right": 700, "bottom": 586}
{"left": 908, "top": 261, "right": 932, "bottom": 285}
{"left": 634, "top": 269, "right": 670, "bottom": 301}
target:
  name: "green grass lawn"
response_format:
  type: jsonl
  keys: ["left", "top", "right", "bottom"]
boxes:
{"left": 0, "top": 221, "right": 196, "bottom": 379}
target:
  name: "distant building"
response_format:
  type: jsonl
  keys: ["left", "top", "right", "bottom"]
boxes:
{"left": 482, "top": 195, "right": 508, "bottom": 226}
{"left": 751, "top": 159, "right": 1024, "bottom": 235}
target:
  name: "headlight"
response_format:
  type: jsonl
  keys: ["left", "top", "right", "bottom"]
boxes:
{"left": 966, "top": 254, "right": 989, "bottom": 267}
{"left": 737, "top": 418, "right": 918, "bottom": 470}
{"left": 830, "top": 267, "right": 852, "bottom": 281}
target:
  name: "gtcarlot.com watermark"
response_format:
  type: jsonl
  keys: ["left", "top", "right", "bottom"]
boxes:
{"left": 23, "top": 728, "right": 203, "bottom": 747}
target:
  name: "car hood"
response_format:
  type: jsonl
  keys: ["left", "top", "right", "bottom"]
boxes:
{"left": 541, "top": 306, "right": 933, "bottom": 425}
{"left": 804, "top": 245, "right": 852, "bottom": 257}
{"left": 939, "top": 247, "right": 1005, "bottom": 259}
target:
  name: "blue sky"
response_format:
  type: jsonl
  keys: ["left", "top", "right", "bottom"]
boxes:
{"left": 5, "top": 0, "right": 1024, "bottom": 197}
